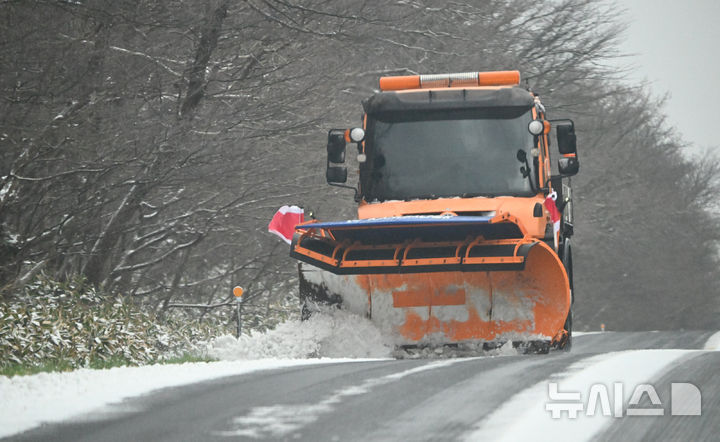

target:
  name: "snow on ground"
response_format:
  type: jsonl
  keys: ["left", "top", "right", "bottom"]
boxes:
{"left": 0, "top": 309, "right": 393, "bottom": 439}
{"left": 463, "top": 349, "right": 708, "bottom": 442}
{"left": 0, "top": 358, "right": 367, "bottom": 439}
{"left": 207, "top": 309, "right": 394, "bottom": 360}
{"left": 6, "top": 306, "right": 715, "bottom": 441}
{"left": 572, "top": 331, "right": 604, "bottom": 336}
{"left": 215, "top": 359, "right": 465, "bottom": 438}
{"left": 703, "top": 330, "right": 720, "bottom": 350}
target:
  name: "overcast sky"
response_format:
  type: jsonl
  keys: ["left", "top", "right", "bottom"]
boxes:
{"left": 616, "top": 0, "right": 720, "bottom": 154}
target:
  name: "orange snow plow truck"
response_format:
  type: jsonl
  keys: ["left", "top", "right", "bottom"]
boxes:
{"left": 290, "top": 70, "right": 578, "bottom": 352}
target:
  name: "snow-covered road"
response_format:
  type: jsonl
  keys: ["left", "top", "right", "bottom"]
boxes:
{"left": 3, "top": 325, "right": 719, "bottom": 441}
{"left": 0, "top": 358, "right": 370, "bottom": 440}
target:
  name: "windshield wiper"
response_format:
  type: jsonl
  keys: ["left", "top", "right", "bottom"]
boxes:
{"left": 516, "top": 149, "right": 537, "bottom": 193}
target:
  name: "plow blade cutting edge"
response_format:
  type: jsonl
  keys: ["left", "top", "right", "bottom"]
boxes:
{"left": 291, "top": 215, "right": 571, "bottom": 347}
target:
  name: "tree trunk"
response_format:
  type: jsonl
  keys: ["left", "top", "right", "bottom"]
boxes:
{"left": 180, "top": 0, "right": 229, "bottom": 118}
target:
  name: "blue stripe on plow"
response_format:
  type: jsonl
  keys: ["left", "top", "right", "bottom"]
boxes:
{"left": 296, "top": 216, "right": 506, "bottom": 244}
{"left": 299, "top": 215, "right": 493, "bottom": 230}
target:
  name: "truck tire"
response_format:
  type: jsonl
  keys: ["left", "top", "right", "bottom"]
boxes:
{"left": 560, "top": 241, "right": 573, "bottom": 351}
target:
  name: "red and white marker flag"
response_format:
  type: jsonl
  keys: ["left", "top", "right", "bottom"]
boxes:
{"left": 268, "top": 205, "right": 304, "bottom": 244}
{"left": 544, "top": 190, "right": 561, "bottom": 250}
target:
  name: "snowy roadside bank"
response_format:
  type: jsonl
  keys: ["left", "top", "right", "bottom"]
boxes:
{"left": 0, "top": 358, "right": 372, "bottom": 439}
{"left": 206, "top": 309, "right": 394, "bottom": 360}
{"left": 0, "top": 310, "right": 393, "bottom": 439}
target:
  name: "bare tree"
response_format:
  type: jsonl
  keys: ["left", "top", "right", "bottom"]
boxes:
{"left": 0, "top": 0, "right": 717, "bottom": 329}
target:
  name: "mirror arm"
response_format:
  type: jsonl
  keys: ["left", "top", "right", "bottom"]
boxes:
{"left": 329, "top": 183, "right": 360, "bottom": 202}
{"left": 548, "top": 118, "right": 574, "bottom": 125}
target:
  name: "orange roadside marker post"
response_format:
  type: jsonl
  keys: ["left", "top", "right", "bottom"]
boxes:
{"left": 233, "top": 286, "right": 244, "bottom": 338}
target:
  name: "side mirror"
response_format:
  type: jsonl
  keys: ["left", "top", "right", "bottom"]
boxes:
{"left": 326, "top": 166, "right": 347, "bottom": 183}
{"left": 327, "top": 129, "right": 347, "bottom": 183}
{"left": 327, "top": 129, "right": 346, "bottom": 164}
{"left": 556, "top": 122, "right": 577, "bottom": 155}
{"left": 558, "top": 157, "right": 579, "bottom": 176}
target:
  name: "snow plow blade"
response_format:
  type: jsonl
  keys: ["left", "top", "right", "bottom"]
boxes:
{"left": 291, "top": 215, "right": 571, "bottom": 346}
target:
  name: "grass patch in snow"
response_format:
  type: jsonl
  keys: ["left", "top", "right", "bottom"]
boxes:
{"left": 0, "top": 359, "right": 76, "bottom": 377}
{"left": 160, "top": 352, "right": 216, "bottom": 365}
{"left": 0, "top": 275, "right": 227, "bottom": 376}
{"left": 1, "top": 352, "right": 217, "bottom": 378}
{"left": 2, "top": 275, "right": 398, "bottom": 376}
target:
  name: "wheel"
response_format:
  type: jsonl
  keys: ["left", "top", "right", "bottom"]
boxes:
{"left": 561, "top": 309, "right": 572, "bottom": 351}
{"left": 516, "top": 340, "right": 551, "bottom": 354}
{"left": 561, "top": 239, "right": 574, "bottom": 303}
{"left": 560, "top": 240, "right": 573, "bottom": 351}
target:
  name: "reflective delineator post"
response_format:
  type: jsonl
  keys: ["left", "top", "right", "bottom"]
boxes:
{"left": 233, "top": 286, "right": 244, "bottom": 338}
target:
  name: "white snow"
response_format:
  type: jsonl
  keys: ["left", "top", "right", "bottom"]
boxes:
{"left": 215, "top": 359, "right": 466, "bottom": 438}
{"left": 572, "top": 331, "right": 603, "bottom": 336}
{"left": 207, "top": 309, "right": 394, "bottom": 360}
{"left": 494, "top": 340, "right": 519, "bottom": 356}
{"left": 0, "top": 310, "right": 393, "bottom": 439}
{"left": 463, "top": 349, "right": 707, "bottom": 442}
{"left": 4, "top": 305, "right": 717, "bottom": 441}
{"left": 0, "top": 359, "right": 359, "bottom": 439}
{"left": 703, "top": 330, "right": 720, "bottom": 350}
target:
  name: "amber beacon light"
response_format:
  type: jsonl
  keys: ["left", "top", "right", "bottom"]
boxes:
{"left": 379, "top": 70, "right": 520, "bottom": 91}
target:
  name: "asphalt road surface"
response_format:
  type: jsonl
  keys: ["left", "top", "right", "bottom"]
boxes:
{"left": 8, "top": 331, "right": 719, "bottom": 442}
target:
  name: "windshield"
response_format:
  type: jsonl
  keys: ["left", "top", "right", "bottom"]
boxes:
{"left": 360, "top": 108, "right": 535, "bottom": 201}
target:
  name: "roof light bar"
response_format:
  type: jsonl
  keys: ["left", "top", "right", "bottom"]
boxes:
{"left": 421, "top": 72, "right": 478, "bottom": 88}
{"left": 379, "top": 70, "right": 520, "bottom": 91}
